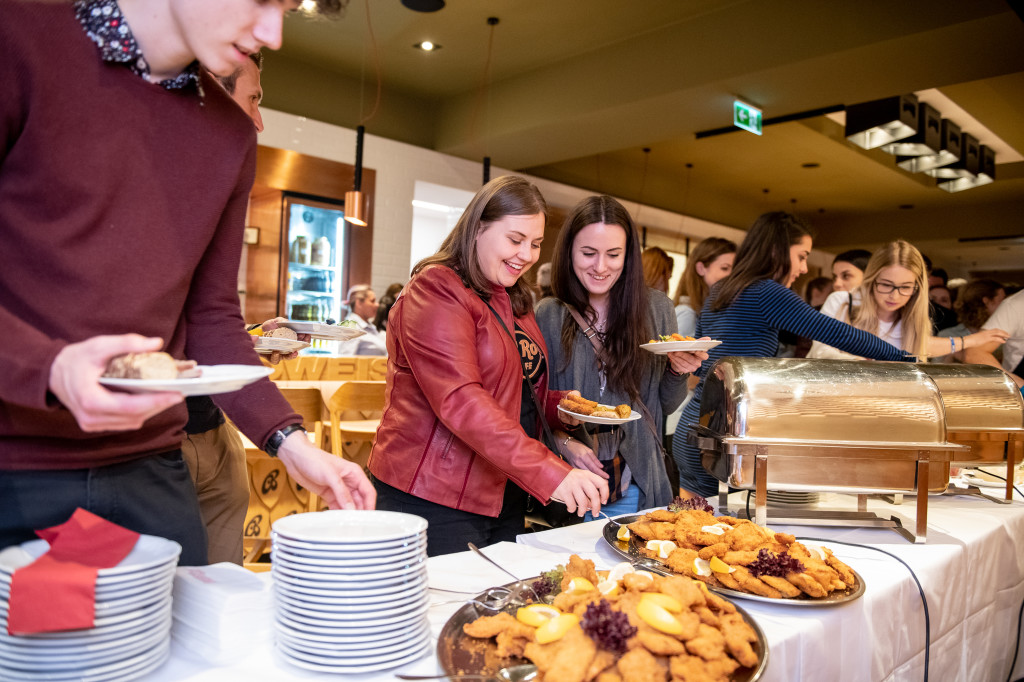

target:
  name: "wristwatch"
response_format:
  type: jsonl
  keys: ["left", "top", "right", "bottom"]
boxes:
{"left": 265, "top": 424, "right": 306, "bottom": 457}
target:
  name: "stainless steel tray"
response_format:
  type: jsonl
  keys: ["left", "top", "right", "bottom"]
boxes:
{"left": 437, "top": 576, "right": 768, "bottom": 682}
{"left": 602, "top": 515, "right": 866, "bottom": 607}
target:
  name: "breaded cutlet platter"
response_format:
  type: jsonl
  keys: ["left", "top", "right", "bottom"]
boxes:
{"left": 604, "top": 505, "right": 864, "bottom": 606}
{"left": 440, "top": 555, "right": 767, "bottom": 682}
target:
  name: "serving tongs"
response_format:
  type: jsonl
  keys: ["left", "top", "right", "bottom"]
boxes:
{"left": 396, "top": 664, "right": 538, "bottom": 681}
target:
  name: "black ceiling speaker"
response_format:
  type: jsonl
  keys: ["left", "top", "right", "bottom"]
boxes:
{"left": 401, "top": 0, "right": 445, "bottom": 11}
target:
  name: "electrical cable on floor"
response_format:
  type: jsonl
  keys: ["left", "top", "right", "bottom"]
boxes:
{"left": 795, "top": 536, "right": 931, "bottom": 682}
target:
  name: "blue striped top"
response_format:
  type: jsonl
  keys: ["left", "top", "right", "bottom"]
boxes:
{"left": 671, "top": 278, "right": 910, "bottom": 496}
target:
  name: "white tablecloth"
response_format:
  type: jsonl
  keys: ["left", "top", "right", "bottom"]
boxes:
{"left": 150, "top": 491, "right": 1024, "bottom": 682}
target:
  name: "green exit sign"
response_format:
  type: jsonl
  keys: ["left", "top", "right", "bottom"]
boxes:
{"left": 734, "top": 100, "right": 762, "bottom": 135}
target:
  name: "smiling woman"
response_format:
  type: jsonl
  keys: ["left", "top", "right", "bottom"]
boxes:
{"left": 367, "top": 176, "right": 609, "bottom": 556}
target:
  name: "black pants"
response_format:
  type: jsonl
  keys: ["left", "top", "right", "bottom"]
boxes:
{"left": 0, "top": 450, "right": 208, "bottom": 566}
{"left": 371, "top": 476, "right": 527, "bottom": 557}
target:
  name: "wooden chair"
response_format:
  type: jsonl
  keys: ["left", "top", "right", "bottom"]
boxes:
{"left": 241, "top": 386, "right": 328, "bottom": 571}
{"left": 327, "top": 381, "right": 386, "bottom": 467}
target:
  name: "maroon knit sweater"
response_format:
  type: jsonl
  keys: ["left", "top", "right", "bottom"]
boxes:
{"left": 0, "top": 0, "right": 299, "bottom": 469}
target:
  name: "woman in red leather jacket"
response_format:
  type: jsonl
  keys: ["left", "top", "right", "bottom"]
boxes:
{"left": 368, "top": 176, "right": 609, "bottom": 556}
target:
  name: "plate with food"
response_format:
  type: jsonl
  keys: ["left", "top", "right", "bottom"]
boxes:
{"left": 276, "top": 320, "right": 366, "bottom": 341}
{"left": 253, "top": 336, "right": 310, "bottom": 355}
{"left": 557, "top": 395, "right": 641, "bottom": 425}
{"left": 437, "top": 554, "right": 767, "bottom": 682}
{"left": 99, "top": 353, "right": 273, "bottom": 397}
{"left": 603, "top": 504, "right": 864, "bottom": 606}
{"left": 641, "top": 335, "right": 723, "bottom": 354}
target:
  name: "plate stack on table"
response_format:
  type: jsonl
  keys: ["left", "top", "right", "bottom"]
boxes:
{"left": 270, "top": 510, "right": 430, "bottom": 674}
{"left": 0, "top": 535, "right": 180, "bottom": 682}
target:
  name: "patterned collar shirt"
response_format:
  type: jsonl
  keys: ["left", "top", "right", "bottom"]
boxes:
{"left": 74, "top": 0, "right": 201, "bottom": 92}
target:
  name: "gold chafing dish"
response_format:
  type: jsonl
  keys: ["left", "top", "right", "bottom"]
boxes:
{"left": 918, "top": 363, "right": 1024, "bottom": 502}
{"left": 693, "top": 358, "right": 967, "bottom": 543}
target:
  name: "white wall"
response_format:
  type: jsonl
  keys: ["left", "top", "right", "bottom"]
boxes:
{"left": 257, "top": 109, "right": 833, "bottom": 296}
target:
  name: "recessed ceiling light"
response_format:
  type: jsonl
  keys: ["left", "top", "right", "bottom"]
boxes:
{"left": 899, "top": 204, "right": 914, "bottom": 210}
{"left": 801, "top": 162, "right": 820, "bottom": 168}
{"left": 414, "top": 41, "right": 441, "bottom": 51}
{"left": 298, "top": 0, "right": 316, "bottom": 12}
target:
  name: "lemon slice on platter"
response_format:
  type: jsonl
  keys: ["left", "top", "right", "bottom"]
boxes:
{"left": 637, "top": 598, "right": 683, "bottom": 635}
{"left": 535, "top": 613, "right": 578, "bottom": 644}
{"left": 565, "top": 576, "right": 596, "bottom": 593}
{"left": 615, "top": 525, "right": 631, "bottom": 541}
{"left": 515, "top": 604, "right": 561, "bottom": 627}
{"left": 709, "top": 556, "right": 736, "bottom": 574}
{"left": 639, "top": 592, "right": 682, "bottom": 613}
{"left": 645, "top": 539, "right": 677, "bottom": 559}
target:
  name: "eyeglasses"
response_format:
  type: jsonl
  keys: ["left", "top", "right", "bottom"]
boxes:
{"left": 874, "top": 281, "right": 918, "bottom": 296}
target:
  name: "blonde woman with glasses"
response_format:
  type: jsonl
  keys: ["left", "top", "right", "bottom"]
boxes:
{"left": 809, "top": 240, "right": 1008, "bottom": 360}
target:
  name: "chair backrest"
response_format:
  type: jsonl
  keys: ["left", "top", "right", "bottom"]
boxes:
{"left": 277, "top": 387, "right": 328, "bottom": 430}
{"left": 327, "top": 381, "right": 386, "bottom": 417}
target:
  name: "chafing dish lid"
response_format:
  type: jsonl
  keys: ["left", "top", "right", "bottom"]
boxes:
{"left": 917, "top": 364, "right": 1024, "bottom": 432}
{"left": 698, "top": 357, "right": 950, "bottom": 446}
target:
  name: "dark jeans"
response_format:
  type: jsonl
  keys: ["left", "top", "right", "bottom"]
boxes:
{"left": 0, "top": 450, "right": 208, "bottom": 566}
{"left": 371, "top": 476, "right": 527, "bottom": 557}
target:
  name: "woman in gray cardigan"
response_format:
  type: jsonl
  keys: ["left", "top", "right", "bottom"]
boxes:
{"left": 535, "top": 196, "right": 706, "bottom": 515}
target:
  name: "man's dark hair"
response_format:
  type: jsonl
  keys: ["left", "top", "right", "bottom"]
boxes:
{"left": 217, "top": 52, "right": 263, "bottom": 95}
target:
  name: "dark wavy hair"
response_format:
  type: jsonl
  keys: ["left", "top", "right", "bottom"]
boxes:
{"left": 711, "top": 212, "right": 816, "bottom": 311}
{"left": 412, "top": 176, "right": 547, "bottom": 317}
{"left": 832, "top": 249, "right": 872, "bottom": 273}
{"left": 551, "top": 195, "right": 650, "bottom": 401}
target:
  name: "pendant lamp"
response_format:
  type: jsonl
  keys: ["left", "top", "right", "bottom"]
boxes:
{"left": 926, "top": 132, "right": 979, "bottom": 180}
{"left": 897, "top": 119, "right": 961, "bottom": 173}
{"left": 345, "top": 125, "right": 367, "bottom": 226}
{"left": 845, "top": 93, "right": 918, "bottom": 150}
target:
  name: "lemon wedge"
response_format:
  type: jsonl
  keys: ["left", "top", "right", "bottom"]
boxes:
{"left": 640, "top": 592, "right": 682, "bottom": 613}
{"left": 566, "top": 577, "right": 596, "bottom": 593}
{"left": 708, "top": 556, "right": 736, "bottom": 574}
{"left": 637, "top": 598, "right": 683, "bottom": 635}
{"left": 616, "top": 525, "right": 631, "bottom": 541}
{"left": 691, "top": 578, "right": 710, "bottom": 594}
{"left": 535, "top": 613, "right": 578, "bottom": 644}
{"left": 515, "top": 604, "right": 561, "bottom": 628}
{"left": 607, "top": 562, "right": 635, "bottom": 584}
{"left": 644, "top": 539, "right": 677, "bottom": 559}
{"left": 700, "top": 525, "right": 726, "bottom": 536}
{"left": 692, "top": 557, "right": 712, "bottom": 577}
{"left": 596, "top": 579, "right": 621, "bottom": 597}
{"left": 631, "top": 570, "right": 656, "bottom": 588}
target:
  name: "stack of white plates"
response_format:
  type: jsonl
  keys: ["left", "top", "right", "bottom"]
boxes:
{"left": 766, "top": 490, "right": 821, "bottom": 505}
{"left": 271, "top": 510, "right": 430, "bottom": 674}
{"left": 0, "top": 535, "right": 181, "bottom": 681}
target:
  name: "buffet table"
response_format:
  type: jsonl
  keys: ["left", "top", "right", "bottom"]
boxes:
{"left": 150, "top": 491, "right": 1024, "bottom": 682}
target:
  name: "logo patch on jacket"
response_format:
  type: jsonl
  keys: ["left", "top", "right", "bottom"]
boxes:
{"left": 515, "top": 327, "right": 546, "bottom": 385}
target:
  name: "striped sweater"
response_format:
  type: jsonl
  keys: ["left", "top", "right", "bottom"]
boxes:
{"left": 671, "top": 278, "right": 910, "bottom": 496}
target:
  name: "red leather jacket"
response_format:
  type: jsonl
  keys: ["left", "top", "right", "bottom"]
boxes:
{"left": 368, "top": 265, "right": 571, "bottom": 517}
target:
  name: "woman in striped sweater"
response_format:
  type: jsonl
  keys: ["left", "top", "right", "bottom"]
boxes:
{"left": 672, "top": 212, "right": 913, "bottom": 498}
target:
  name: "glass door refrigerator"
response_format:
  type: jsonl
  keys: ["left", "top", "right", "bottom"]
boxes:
{"left": 282, "top": 194, "right": 347, "bottom": 323}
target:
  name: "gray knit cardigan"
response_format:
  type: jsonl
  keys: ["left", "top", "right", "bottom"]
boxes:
{"left": 534, "top": 290, "right": 687, "bottom": 509}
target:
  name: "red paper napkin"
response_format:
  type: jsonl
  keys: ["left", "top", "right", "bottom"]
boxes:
{"left": 6, "top": 509, "right": 140, "bottom": 635}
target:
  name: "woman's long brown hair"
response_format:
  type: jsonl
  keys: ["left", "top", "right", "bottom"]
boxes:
{"left": 672, "top": 237, "right": 736, "bottom": 313}
{"left": 711, "top": 212, "right": 815, "bottom": 311}
{"left": 551, "top": 195, "right": 650, "bottom": 401}
{"left": 412, "top": 175, "right": 546, "bottom": 317}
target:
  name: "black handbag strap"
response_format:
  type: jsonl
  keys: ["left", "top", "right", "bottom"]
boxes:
{"left": 565, "top": 304, "right": 672, "bottom": 463}
{"left": 481, "top": 299, "right": 561, "bottom": 452}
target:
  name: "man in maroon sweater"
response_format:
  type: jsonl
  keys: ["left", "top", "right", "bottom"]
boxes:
{"left": 0, "top": 0, "right": 375, "bottom": 564}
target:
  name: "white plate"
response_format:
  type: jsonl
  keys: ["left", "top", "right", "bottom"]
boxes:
{"left": 98, "top": 364, "right": 273, "bottom": 397}
{"left": 274, "top": 586, "right": 420, "bottom": 608}
{"left": 275, "top": 621, "right": 429, "bottom": 654}
{"left": 276, "top": 638, "right": 429, "bottom": 674}
{"left": 272, "top": 565, "right": 427, "bottom": 590}
{"left": 0, "top": 622, "right": 168, "bottom": 658}
{"left": 275, "top": 610, "right": 427, "bottom": 637}
{"left": 277, "top": 321, "right": 366, "bottom": 341}
{"left": 639, "top": 339, "right": 723, "bottom": 353}
{"left": 254, "top": 337, "right": 310, "bottom": 355}
{"left": 271, "top": 554, "right": 425, "bottom": 577}
{"left": 272, "top": 510, "right": 428, "bottom": 544}
{"left": 278, "top": 634, "right": 429, "bottom": 666}
{"left": 0, "top": 596, "right": 171, "bottom": 641}
{"left": 557, "top": 405, "right": 642, "bottom": 425}
{"left": 272, "top": 546, "right": 424, "bottom": 569}
{"left": 271, "top": 533, "right": 426, "bottom": 556}
{"left": 278, "top": 597, "right": 429, "bottom": 626}
{"left": 0, "top": 624, "right": 168, "bottom": 667}
{"left": 0, "top": 535, "right": 181, "bottom": 579}
{"left": 273, "top": 574, "right": 425, "bottom": 600}
{"left": 0, "top": 637, "right": 169, "bottom": 681}
{"left": 274, "top": 588, "right": 425, "bottom": 613}
{"left": 274, "top": 617, "right": 425, "bottom": 645}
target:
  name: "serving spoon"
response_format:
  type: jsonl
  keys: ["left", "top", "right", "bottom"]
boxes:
{"left": 466, "top": 543, "right": 540, "bottom": 605}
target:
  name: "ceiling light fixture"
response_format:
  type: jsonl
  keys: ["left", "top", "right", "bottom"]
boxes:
{"left": 401, "top": 0, "right": 445, "bottom": 12}
{"left": 926, "top": 132, "right": 980, "bottom": 180}
{"left": 845, "top": 93, "right": 918, "bottom": 150}
{"left": 413, "top": 41, "right": 441, "bottom": 51}
{"left": 345, "top": 125, "right": 367, "bottom": 226}
{"left": 880, "top": 102, "right": 941, "bottom": 156}
{"left": 896, "top": 119, "right": 961, "bottom": 173}
{"left": 939, "top": 144, "right": 995, "bottom": 193}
